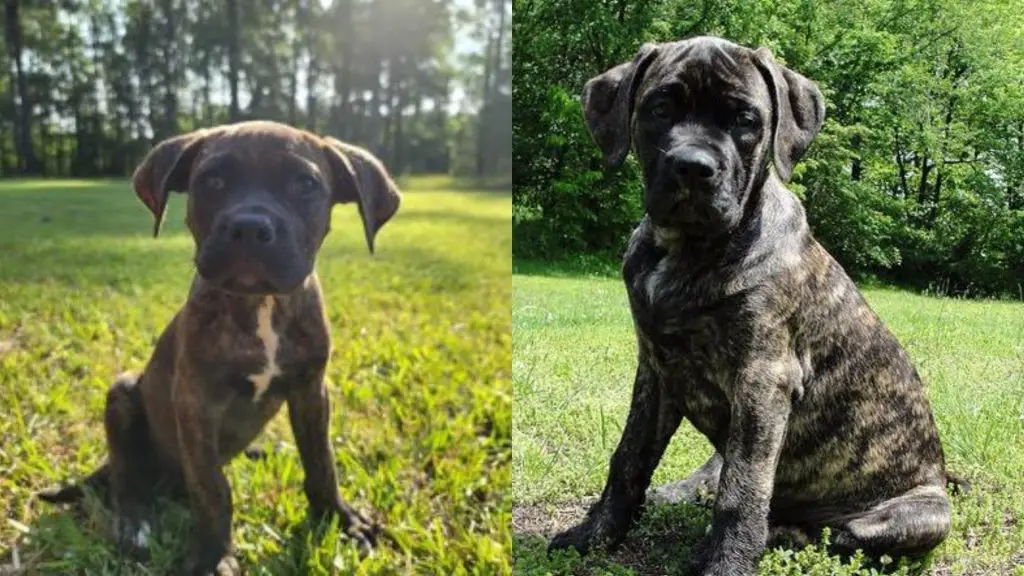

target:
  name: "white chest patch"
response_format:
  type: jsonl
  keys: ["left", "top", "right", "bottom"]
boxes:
{"left": 133, "top": 521, "right": 151, "bottom": 549}
{"left": 249, "top": 296, "right": 283, "bottom": 402}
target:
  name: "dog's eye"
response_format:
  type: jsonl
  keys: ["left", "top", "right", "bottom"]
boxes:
{"left": 734, "top": 110, "right": 761, "bottom": 130}
{"left": 650, "top": 101, "right": 672, "bottom": 119}
{"left": 203, "top": 175, "right": 225, "bottom": 191}
{"left": 295, "top": 174, "right": 319, "bottom": 191}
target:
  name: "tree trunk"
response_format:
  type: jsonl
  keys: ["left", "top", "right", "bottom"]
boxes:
{"left": 369, "top": 59, "right": 382, "bottom": 151}
{"left": 160, "top": 0, "right": 179, "bottom": 138}
{"left": 476, "top": 20, "right": 495, "bottom": 177}
{"left": 383, "top": 57, "right": 397, "bottom": 163}
{"left": 333, "top": 0, "right": 353, "bottom": 138}
{"left": 227, "top": 0, "right": 241, "bottom": 122}
{"left": 306, "top": 49, "right": 319, "bottom": 131}
{"left": 202, "top": 55, "right": 213, "bottom": 124}
{"left": 850, "top": 133, "right": 862, "bottom": 181}
{"left": 288, "top": 0, "right": 303, "bottom": 127}
{"left": 916, "top": 156, "right": 931, "bottom": 205}
{"left": 4, "top": 0, "right": 40, "bottom": 174}
{"left": 393, "top": 68, "right": 405, "bottom": 172}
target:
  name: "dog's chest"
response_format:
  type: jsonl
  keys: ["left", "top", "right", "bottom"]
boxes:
{"left": 627, "top": 254, "right": 738, "bottom": 442}
{"left": 210, "top": 296, "right": 324, "bottom": 403}
{"left": 248, "top": 296, "right": 284, "bottom": 402}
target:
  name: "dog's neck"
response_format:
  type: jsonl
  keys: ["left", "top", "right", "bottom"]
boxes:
{"left": 187, "top": 274, "right": 317, "bottom": 317}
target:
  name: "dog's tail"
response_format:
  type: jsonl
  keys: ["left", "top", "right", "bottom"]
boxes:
{"left": 37, "top": 463, "right": 110, "bottom": 505}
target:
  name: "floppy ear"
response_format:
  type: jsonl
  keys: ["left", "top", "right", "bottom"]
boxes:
{"left": 321, "top": 137, "right": 402, "bottom": 254}
{"left": 131, "top": 129, "right": 213, "bottom": 237}
{"left": 753, "top": 47, "right": 826, "bottom": 182}
{"left": 581, "top": 43, "right": 659, "bottom": 170}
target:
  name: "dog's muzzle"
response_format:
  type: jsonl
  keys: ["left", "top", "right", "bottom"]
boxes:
{"left": 196, "top": 208, "right": 310, "bottom": 295}
{"left": 648, "top": 145, "right": 726, "bottom": 226}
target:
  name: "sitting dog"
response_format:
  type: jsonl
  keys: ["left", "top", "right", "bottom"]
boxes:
{"left": 38, "top": 121, "right": 400, "bottom": 575}
{"left": 548, "top": 37, "right": 952, "bottom": 574}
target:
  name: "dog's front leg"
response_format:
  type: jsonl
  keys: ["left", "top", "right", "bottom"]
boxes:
{"left": 696, "top": 356, "right": 797, "bottom": 576}
{"left": 549, "top": 353, "right": 683, "bottom": 555}
{"left": 173, "top": 372, "right": 238, "bottom": 576}
{"left": 287, "top": 369, "right": 378, "bottom": 553}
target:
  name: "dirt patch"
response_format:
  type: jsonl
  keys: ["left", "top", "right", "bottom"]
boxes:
{"left": 512, "top": 497, "right": 594, "bottom": 538}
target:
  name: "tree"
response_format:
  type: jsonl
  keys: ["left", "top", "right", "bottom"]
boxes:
{"left": 4, "top": 0, "right": 40, "bottom": 174}
{"left": 0, "top": 0, "right": 505, "bottom": 188}
{"left": 512, "top": 0, "right": 1024, "bottom": 296}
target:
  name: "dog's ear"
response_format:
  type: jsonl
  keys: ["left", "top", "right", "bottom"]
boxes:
{"left": 321, "top": 137, "right": 402, "bottom": 254}
{"left": 131, "top": 129, "right": 213, "bottom": 237}
{"left": 582, "top": 43, "right": 659, "bottom": 170}
{"left": 753, "top": 47, "right": 826, "bottom": 182}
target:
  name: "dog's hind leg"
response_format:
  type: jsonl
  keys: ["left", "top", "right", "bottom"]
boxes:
{"left": 38, "top": 462, "right": 110, "bottom": 504}
{"left": 646, "top": 451, "right": 723, "bottom": 505}
{"left": 103, "top": 373, "right": 159, "bottom": 553}
{"left": 826, "top": 484, "right": 951, "bottom": 557}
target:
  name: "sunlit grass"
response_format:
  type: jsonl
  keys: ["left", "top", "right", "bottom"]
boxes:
{"left": 512, "top": 263, "right": 1024, "bottom": 575}
{"left": 0, "top": 177, "right": 511, "bottom": 575}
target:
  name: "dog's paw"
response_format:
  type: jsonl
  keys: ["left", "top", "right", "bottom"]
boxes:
{"left": 212, "top": 556, "right": 240, "bottom": 576}
{"left": 179, "top": 553, "right": 239, "bottom": 576}
{"left": 337, "top": 504, "right": 379, "bottom": 556}
{"left": 688, "top": 540, "right": 757, "bottom": 576}
{"left": 548, "top": 519, "right": 611, "bottom": 557}
{"left": 37, "top": 484, "right": 85, "bottom": 504}
{"left": 111, "top": 516, "right": 153, "bottom": 560}
{"left": 688, "top": 536, "right": 711, "bottom": 575}
{"left": 549, "top": 523, "right": 590, "bottom": 556}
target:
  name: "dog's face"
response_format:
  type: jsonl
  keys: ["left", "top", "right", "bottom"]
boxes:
{"left": 582, "top": 37, "right": 825, "bottom": 233}
{"left": 131, "top": 121, "right": 401, "bottom": 294}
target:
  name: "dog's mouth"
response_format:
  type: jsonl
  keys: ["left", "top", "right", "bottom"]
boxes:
{"left": 648, "top": 184, "right": 740, "bottom": 231}
{"left": 196, "top": 254, "right": 308, "bottom": 295}
{"left": 219, "top": 271, "right": 278, "bottom": 295}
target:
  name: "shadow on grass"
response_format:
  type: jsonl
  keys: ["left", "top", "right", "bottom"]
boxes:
{"left": 0, "top": 234, "right": 485, "bottom": 296}
{"left": 512, "top": 497, "right": 939, "bottom": 576}
{"left": 1, "top": 490, "right": 377, "bottom": 574}
{"left": 512, "top": 498, "right": 712, "bottom": 576}
{"left": 511, "top": 219, "right": 623, "bottom": 280}
{"left": 512, "top": 257, "right": 621, "bottom": 280}
{"left": 398, "top": 209, "right": 511, "bottom": 227}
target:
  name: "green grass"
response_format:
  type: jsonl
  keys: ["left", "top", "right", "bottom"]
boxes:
{"left": 0, "top": 177, "right": 511, "bottom": 575}
{"left": 513, "top": 262, "right": 1024, "bottom": 575}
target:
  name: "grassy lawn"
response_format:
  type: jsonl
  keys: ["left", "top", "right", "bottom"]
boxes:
{"left": 0, "top": 176, "right": 511, "bottom": 575}
{"left": 512, "top": 261, "right": 1024, "bottom": 575}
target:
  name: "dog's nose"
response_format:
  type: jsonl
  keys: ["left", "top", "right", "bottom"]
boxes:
{"left": 670, "top": 147, "right": 717, "bottom": 182}
{"left": 226, "top": 214, "right": 276, "bottom": 245}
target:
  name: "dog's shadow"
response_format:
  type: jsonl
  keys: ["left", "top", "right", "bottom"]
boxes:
{"left": 513, "top": 498, "right": 713, "bottom": 576}
{"left": 2, "top": 449, "right": 376, "bottom": 575}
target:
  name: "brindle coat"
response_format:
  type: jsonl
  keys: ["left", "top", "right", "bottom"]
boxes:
{"left": 548, "top": 37, "right": 951, "bottom": 575}
{"left": 38, "top": 121, "right": 401, "bottom": 576}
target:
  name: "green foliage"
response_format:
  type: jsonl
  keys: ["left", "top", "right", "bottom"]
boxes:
{"left": 514, "top": 86, "right": 643, "bottom": 257}
{"left": 0, "top": 177, "right": 511, "bottom": 574}
{"left": 513, "top": 0, "right": 1024, "bottom": 296}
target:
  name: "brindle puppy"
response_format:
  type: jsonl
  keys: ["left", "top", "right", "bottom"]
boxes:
{"left": 38, "top": 121, "right": 400, "bottom": 575}
{"left": 548, "top": 37, "right": 952, "bottom": 574}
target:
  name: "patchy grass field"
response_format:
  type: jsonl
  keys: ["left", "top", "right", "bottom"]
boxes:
{"left": 512, "top": 260, "right": 1024, "bottom": 575}
{"left": 0, "top": 176, "right": 511, "bottom": 575}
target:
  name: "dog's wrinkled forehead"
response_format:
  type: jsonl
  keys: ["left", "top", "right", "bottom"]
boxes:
{"left": 196, "top": 123, "right": 325, "bottom": 177}
{"left": 638, "top": 37, "right": 768, "bottom": 106}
